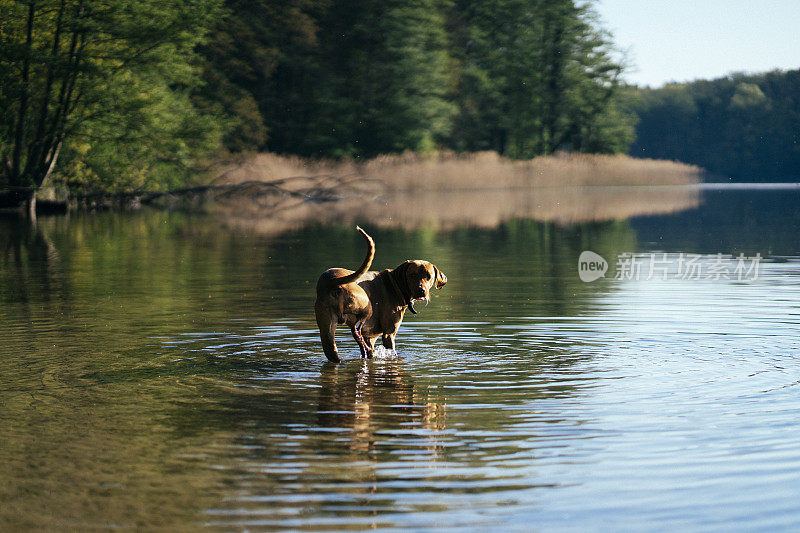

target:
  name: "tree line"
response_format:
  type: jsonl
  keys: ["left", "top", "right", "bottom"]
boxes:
{"left": 1, "top": 0, "right": 633, "bottom": 203}
{"left": 628, "top": 69, "right": 800, "bottom": 182}
{"left": 203, "top": 0, "right": 634, "bottom": 159}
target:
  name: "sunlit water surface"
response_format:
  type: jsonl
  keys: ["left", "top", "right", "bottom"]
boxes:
{"left": 1, "top": 188, "right": 799, "bottom": 530}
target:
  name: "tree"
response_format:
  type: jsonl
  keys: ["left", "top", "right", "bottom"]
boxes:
{"left": 195, "top": 0, "right": 320, "bottom": 153}
{"left": 198, "top": 0, "right": 632, "bottom": 160}
{"left": 0, "top": 0, "right": 223, "bottom": 208}
{"left": 445, "top": 0, "right": 526, "bottom": 154}
{"left": 446, "top": 0, "right": 633, "bottom": 159}
{"left": 261, "top": 0, "right": 455, "bottom": 158}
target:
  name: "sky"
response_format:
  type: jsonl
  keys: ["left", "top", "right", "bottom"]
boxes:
{"left": 593, "top": 0, "right": 800, "bottom": 87}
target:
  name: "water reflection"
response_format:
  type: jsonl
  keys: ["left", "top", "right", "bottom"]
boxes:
{"left": 632, "top": 187, "right": 800, "bottom": 255}
{"left": 0, "top": 215, "right": 63, "bottom": 303}
{"left": 318, "top": 357, "right": 445, "bottom": 436}
{"left": 182, "top": 325, "right": 603, "bottom": 530}
{"left": 218, "top": 186, "right": 699, "bottom": 234}
{"left": 2, "top": 188, "right": 800, "bottom": 530}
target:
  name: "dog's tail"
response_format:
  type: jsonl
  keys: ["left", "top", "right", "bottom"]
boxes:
{"left": 330, "top": 226, "right": 375, "bottom": 286}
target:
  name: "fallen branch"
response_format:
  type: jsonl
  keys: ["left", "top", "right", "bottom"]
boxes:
{"left": 74, "top": 174, "right": 384, "bottom": 210}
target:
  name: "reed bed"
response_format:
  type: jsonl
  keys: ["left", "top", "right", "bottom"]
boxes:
{"left": 217, "top": 151, "right": 701, "bottom": 191}
{"left": 207, "top": 150, "right": 701, "bottom": 234}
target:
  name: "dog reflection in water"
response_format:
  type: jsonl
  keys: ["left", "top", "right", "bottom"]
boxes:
{"left": 317, "top": 359, "right": 447, "bottom": 457}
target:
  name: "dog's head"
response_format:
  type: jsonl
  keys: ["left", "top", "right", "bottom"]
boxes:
{"left": 394, "top": 260, "right": 447, "bottom": 313}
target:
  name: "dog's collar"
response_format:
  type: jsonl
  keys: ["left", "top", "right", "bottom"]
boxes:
{"left": 386, "top": 268, "right": 417, "bottom": 314}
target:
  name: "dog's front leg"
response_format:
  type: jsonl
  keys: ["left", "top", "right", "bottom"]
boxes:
{"left": 365, "top": 337, "right": 376, "bottom": 359}
{"left": 382, "top": 333, "right": 397, "bottom": 356}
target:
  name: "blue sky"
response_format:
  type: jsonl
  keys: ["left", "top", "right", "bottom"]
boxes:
{"left": 594, "top": 0, "right": 800, "bottom": 87}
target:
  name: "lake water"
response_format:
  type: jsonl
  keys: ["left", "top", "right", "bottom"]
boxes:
{"left": 1, "top": 187, "right": 799, "bottom": 530}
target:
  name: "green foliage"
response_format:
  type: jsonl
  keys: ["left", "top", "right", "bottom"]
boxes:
{"left": 0, "top": 0, "right": 223, "bottom": 194}
{"left": 61, "top": 80, "right": 223, "bottom": 191}
{"left": 260, "top": 0, "right": 456, "bottom": 158}
{"left": 195, "top": 0, "right": 320, "bottom": 153}
{"left": 444, "top": 0, "right": 634, "bottom": 158}
{"left": 203, "top": 0, "right": 632, "bottom": 160}
{"left": 629, "top": 70, "right": 800, "bottom": 182}
{"left": 1, "top": 0, "right": 637, "bottom": 195}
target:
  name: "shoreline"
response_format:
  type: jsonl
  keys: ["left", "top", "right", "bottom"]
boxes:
{"left": 217, "top": 151, "right": 703, "bottom": 192}
{"left": 0, "top": 151, "right": 716, "bottom": 214}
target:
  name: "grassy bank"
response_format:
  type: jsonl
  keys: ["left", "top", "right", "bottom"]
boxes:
{"left": 217, "top": 151, "right": 701, "bottom": 191}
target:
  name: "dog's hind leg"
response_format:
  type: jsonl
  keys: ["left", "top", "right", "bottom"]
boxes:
{"left": 351, "top": 318, "right": 373, "bottom": 359}
{"left": 315, "top": 302, "right": 341, "bottom": 363}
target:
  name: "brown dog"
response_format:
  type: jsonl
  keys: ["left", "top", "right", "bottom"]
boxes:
{"left": 314, "top": 227, "right": 447, "bottom": 362}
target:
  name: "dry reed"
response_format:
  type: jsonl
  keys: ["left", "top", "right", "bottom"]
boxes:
{"left": 208, "top": 150, "right": 701, "bottom": 234}
{"left": 217, "top": 151, "right": 701, "bottom": 191}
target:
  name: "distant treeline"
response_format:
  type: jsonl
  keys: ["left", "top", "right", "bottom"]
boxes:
{"left": 629, "top": 70, "right": 800, "bottom": 182}
{"left": 1, "top": 0, "right": 632, "bottom": 197}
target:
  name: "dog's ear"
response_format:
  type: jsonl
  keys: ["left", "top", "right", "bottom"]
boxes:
{"left": 394, "top": 261, "right": 413, "bottom": 289}
{"left": 433, "top": 265, "right": 447, "bottom": 290}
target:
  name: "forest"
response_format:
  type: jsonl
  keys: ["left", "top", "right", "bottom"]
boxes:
{"left": 0, "top": 0, "right": 633, "bottom": 202}
{"left": 628, "top": 69, "right": 800, "bottom": 182}
{"left": 1, "top": 0, "right": 798, "bottom": 207}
